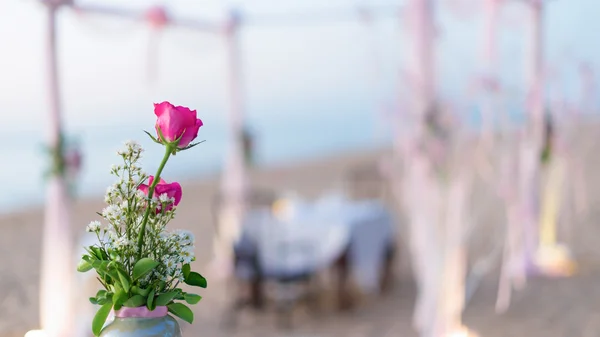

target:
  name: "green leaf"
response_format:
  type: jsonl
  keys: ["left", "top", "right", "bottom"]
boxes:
{"left": 155, "top": 291, "right": 178, "bottom": 306}
{"left": 182, "top": 264, "right": 191, "bottom": 278}
{"left": 112, "top": 288, "right": 127, "bottom": 309}
{"left": 132, "top": 258, "right": 159, "bottom": 281}
{"left": 92, "top": 260, "right": 110, "bottom": 278}
{"left": 167, "top": 303, "right": 194, "bottom": 324}
{"left": 131, "top": 286, "right": 150, "bottom": 297}
{"left": 156, "top": 126, "right": 167, "bottom": 144}
{"left": 147, "top": 289, "right": 156, "bottom": 311}
{"left": 90, "top": 247, "right": 108, "bottom": 260}
{"left": 108, "top": 249, "right": 118, "bottom": 260}
{"left": 105, "top": 269, "right": 120, "bottom": 283}
{"left": 143, "top": 130, "right": 161, "bottom": 144}
{"left": 95, "top": 290, "right": 108, "bottom": 299}
{"left": 184, "top": 272, "right": 207, "bottom": 288}
{"left": 179, "top": 140, "right": 206, "bottom": 151}
{"left": 123, "top": 295, "right": 147, "bottom": 308}
{"left": 77, "top": 258, "right": 93, "bottom": 272}
{"left": 184, "top": 293, "right": 202, "bottom": 305}
{"left": 92, "top": 302, "right": 113, "bottom": 336}
{"left": 117, "top": 269, "right": 131, "bottom": 293}
{"left": 89, "top": 297, "right": 98, "bottom": 305}
{"left": 158, "top": 281, "right": 166, "bottom": 292}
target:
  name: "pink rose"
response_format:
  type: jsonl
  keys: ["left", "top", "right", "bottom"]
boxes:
{"left": 138, "top": 176, "right": 182, "bottom": 212}
{"left": 154, "top": 101, "right": 203, "bottom": 148}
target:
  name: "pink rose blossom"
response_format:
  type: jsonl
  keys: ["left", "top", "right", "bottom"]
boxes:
{"left": 138, "top": 176, "right": 182, "bottom": 212}
{"left": 154, "top": 101, "right": 203, "bottom": 148}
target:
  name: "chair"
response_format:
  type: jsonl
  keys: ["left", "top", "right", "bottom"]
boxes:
{"left": 342, "top": 167, "right": 399, "bottom": 296}
{"left": 212, "top": 188, "right": 319, "bottom": 329}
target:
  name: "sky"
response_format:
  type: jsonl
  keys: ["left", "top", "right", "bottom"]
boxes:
{"left": 0, "top": 0, "right": 599, "bottom": 211}
{"left": 1, "top": 0, "right": 598, "bottom": 136}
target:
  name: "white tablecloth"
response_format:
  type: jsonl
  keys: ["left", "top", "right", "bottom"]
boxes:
{"left": 235, "top": 193, "right": 395, "bottom": 293}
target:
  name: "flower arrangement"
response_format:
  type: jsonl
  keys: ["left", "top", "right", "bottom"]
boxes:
{"left": 43, "top": 133, "right": 83, "bottom": 194}
{"left": 77, "top": 102, "right": 206, "bottom": 336}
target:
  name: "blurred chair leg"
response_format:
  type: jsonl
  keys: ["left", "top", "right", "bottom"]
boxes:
{"left": 335, "top": 248, "right": 353, "bottom": 311}
{"left": 380, "top": 243, "right": 397, "bottom": 294}
{"left": 249, "top": 268, "right": 265, "bottom": 311}
{"left": 305, "top": 276, "right": 322, "bottom": 315}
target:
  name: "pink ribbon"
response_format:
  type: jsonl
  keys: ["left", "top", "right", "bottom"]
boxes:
{"left": 145, "top": 6, "right": 169, "bottom": 28}
{"left": 145, "top": 6, "right": 169, "bottom": 83}
{"left": 114, "top": 306, "right": 168, "bottom": 318}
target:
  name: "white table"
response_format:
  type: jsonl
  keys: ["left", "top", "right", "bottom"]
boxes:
{"left": 235, "top": 193, "right": 395, "bottom": 294}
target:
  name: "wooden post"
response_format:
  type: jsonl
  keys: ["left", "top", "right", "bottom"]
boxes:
{"left": 521, "top": 0, "right": 545, "bottom": 274}
{"left": 39, "top": 3, "right": 74, "bottom": 337}
{"left": 213, "top": 9, "right": 247, "bottom": 279}
{"left": 398, "top": 0, "right": 447, "bottom": 336}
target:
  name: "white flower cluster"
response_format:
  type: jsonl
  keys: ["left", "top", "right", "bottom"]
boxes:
{"left": 86, "top": 220, "right": 101, "bottom": 233}
{"left": 117, "top": 140, "right": 144, "bottom": 158}
{"left": 85, "top": 141, "right": 196, "bottom": 292}
{"left": 142, "top": 229, "right": 196, "bottom": 284}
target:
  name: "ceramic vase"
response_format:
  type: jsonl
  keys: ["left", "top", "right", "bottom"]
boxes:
{"left": 99, "top": 306, "right": 182, "bottom": 337}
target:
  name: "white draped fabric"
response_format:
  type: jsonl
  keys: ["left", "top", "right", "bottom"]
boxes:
{"left": 40, "top": 4, "right": 75, "bottom": 337}
{"left": 236, "top": 194, "right": 395, "bottom": 294}
{"left": 40, "top": 178, "right": 74, "bottom": 337}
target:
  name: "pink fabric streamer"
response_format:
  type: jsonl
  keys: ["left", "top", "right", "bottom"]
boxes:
{"left": 41, "top": 178, "right": 74, "bottom": 337}
{"left": 145, "top": 6, "right": 169, "bottom": 83}
{"left": 212, "top": 10, "right": 248, "bottom": 280}
{"left": 40, "top": 6, "right": 75, "bottom": 337}
{"left": 114, "top": 306, "right": 168, "bottom": 318}
{"left": 146, "top": 30, "right": 162, "bottom": 83}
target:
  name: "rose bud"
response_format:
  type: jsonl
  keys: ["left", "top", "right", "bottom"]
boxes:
{"left": 154, "top": 101, "right": 203, "bottom": 148}
{"left": 138, "top": 176, "right": 182, "bottom": 213}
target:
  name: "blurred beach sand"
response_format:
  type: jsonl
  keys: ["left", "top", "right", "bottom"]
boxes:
{"left": 2, "top": 121, "right": 600, "bottom": 336}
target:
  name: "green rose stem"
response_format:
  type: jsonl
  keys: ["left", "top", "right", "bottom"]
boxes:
{"left": 136, "top": 144, "right": 174, "bottom": 259}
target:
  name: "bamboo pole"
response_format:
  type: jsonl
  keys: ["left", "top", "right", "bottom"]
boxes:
{"left": 39, "top": 3, "right": 74, "bottom": 337}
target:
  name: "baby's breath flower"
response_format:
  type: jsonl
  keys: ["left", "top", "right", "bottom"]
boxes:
{"left": 180, "top": 248, "right": 194, "bottom": 264}
{"left": 136, "top": 190, "right": 146, "bottom": 200}
{"left": 125, "top": 140, "right": 142, "bottom": 153}
{"left": 113, "top": 237, "right": 130, "bottom": 250}
{"left": 102, "top": 204, "right": 125, "bottom": 223}
{"left": 86, "top": 221, "right": 101, "bottom": 233}
{"left": 176, "top": 230, "right": 195, "bottom": 245}
{"left": 159, "top": 193, "right": 174, "bottom": 205}
{"left": 164, "top": 258, "right": 177, "bottom": 273}
{"left": 110, "top": 164, "right": 121, "bottom": 175}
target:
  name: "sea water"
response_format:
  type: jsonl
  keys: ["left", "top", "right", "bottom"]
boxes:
{"left": 0, "top": 103, "right": 388, "bottom": 214}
